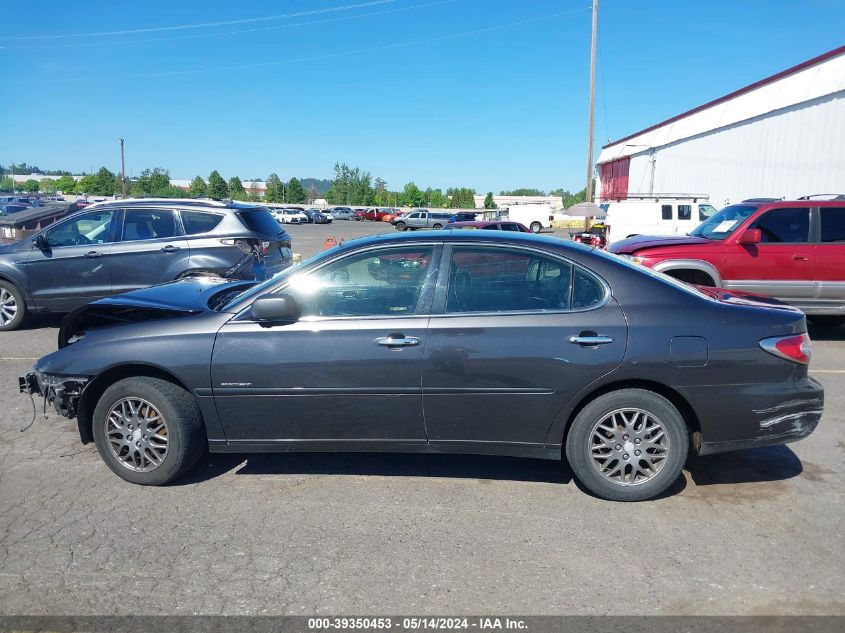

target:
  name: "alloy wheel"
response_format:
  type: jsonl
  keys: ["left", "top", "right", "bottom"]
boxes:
{"left": 589, "top": 408, "right": 669, "bottom": 486}
{"left": 0, "top": 288, "right": 18, "bottom": 326}
{"left": 105, "top": 397, "right": 169, "bottom": 472}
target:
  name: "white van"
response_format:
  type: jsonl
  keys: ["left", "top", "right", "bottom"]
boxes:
{"left": 484, "top": 204, "right": 553, "bottom": 233}
{"left": 603, "top": 196, "right": 718, "bottom": 245}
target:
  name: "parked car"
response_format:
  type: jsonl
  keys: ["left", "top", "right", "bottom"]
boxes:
{"left": 604, "top": 196, "right": 719, "bottom": 245}
{"left": 0, "top": 198, "right": 292, "bottom": 331}
{"left": 608, "top": 198, "right": 845, "bottom": 326}
{"left": 20, "top": 231, "right": 822, "bottom": 500}
{"left": 392, "top": 210, "right": 454, "bottom": 231}
{"left": 318, "top": 209, "right": 334, "bottom": 222}
{"left": 450, "top": 211, "right": 481, "bottom": 223}
{"left": 330, "top": 206, "right": 356, "bottom": 220}
{"left": 303, "top": 209, "right": 331, "bottom": 224}
{"left": 446, "top": 220, "right": 531, "bottom": 232}
{"left": 271, "top": 208, "right": 308, "bottom": 224}
{"left": 355, "top": 208, "right": 391, "bottom": 221}
{"left": 381, "top": 209, "right": 402, "bottom": 222}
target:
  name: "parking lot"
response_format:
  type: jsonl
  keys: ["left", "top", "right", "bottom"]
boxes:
{"left": 0, "top": 220, "right": 843, "bottom": 616}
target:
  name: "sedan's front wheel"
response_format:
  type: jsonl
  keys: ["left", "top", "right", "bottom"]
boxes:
{"left": 565, "top": 389, "right": 687, "bottom": 501}
{"left": 92, "top": 377, "right": 206, "bottom": 485}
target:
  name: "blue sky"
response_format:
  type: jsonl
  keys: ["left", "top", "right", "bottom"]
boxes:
{"left": 1, "top": 0, "right": 843, "bottom": 193}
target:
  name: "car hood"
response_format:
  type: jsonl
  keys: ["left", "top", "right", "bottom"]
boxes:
{"left": 609, "top": 235, "right": 716, "bottom": 254}
{"left": 57, "top": 277, "right": 255, "bottom": 348}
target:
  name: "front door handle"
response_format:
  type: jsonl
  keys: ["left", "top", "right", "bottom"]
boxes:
{"left": 161, "top": 245, "right": 181, "bottom": 253}
{"left": 377, "top": 335, "right": 420, "bottom": 348}
{"left": 793, "top": 255, "right": 808, "bottom": 261}
{"left": 569, "top": 335, "right": 614, "bottom": 346}
{"left": 85, "top": 251, "right": 101, "bottom": 258}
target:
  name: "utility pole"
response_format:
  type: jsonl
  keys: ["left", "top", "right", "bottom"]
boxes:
{"left": 119, "top": 138, "right": 127, "bottom": 198}
{"left": 584, "top": 0, "right": 598, "bottom": 230}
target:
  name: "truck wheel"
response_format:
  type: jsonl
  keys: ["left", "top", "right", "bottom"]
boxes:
{"left": 530, "top": 222, "right": 542, "bottom": 234}
{"left": 92, "top": 377, "right": 206, "bottom": 486}
{"left": 432, "top": 223, "right": 443, "bottom": 229}
{"left": 395, "top": 222, "right": 407, "bottom": 231}
{"left": 0, "top": 281, "right": 26, "bottom": 331}
{"left": 565, "top": 388, "right": 688, "bottom": 501}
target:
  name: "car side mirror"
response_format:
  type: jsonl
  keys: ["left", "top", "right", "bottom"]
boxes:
{"left": 251, "top": 294, "right": 301, "bottom": 323}
{"left": 32, "top": 234, "right": 48, "bottom": 250}
{"left": 738, "top": 228, "right": 761, "bottom": 245}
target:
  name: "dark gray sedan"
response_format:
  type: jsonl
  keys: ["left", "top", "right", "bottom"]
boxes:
{"left": 20, "top": 231, "right": 823, "bottom": 501}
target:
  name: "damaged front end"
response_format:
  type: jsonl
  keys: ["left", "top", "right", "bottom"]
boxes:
{"left": 19, "top": 371, "right": 90, "bottom": 419}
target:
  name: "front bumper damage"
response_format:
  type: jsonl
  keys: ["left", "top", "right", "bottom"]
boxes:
{"left": 19, "top": 371, "right": 90, "bottom": 419}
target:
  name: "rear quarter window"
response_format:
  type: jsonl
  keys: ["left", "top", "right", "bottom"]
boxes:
{"left": 182, "top": 211, "right": 224, "bottom": 235}
{"left": 820, "top": 207, "right": 845, "bottom": 243}
{"left": 236, "top": 209, "right": 282, "bottom": 236}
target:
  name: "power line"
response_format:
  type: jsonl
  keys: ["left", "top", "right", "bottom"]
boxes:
{"left": 0, "top": 0, "right": 396, "bottom": 40}
{"left": 5, "top": 0, "right": 457, "bottom": 50}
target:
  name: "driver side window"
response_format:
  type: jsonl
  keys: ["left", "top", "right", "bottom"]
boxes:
{"left": 282, "top": 247, "right": 435, "bottom": 318}
{"left": 44, "top": 211, "right": 114, "bottom": 248}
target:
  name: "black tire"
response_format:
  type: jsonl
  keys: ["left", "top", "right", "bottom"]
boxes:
{"left": 395, "top": 222, "right": 407, "bottom": 231}
{"left": 530, "top": 222, "right": 542, "bottom": 234}
{"left": 0, "top": 280, "right": 27, "bottom": 331}
{"left": 92, "top": 377, "right": 206, "bottom": 485}
{"left": 808, "top": 316, "right": 845, "bottom": 327}
{"left": 565, "top": 388, "right": 688, "bottom": 502}
{"left": 432, "top": 223, "right": 443, "bottom": 229}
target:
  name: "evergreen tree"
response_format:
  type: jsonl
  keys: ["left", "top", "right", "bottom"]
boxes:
{"left": 483, "top": 192, "right": 497, "bottom": 209}
{"left": 227, "top": 176, "right": 248, "bottom": 200}
{"left": 264, "top": 173, "right": 284, "bottom": 203}
{"left": 207, "top": 170, "right": 228, "bottom": 199}
{"left": 286, "top": 177, "right": 306, "bottom": 203}
{"left": 189, "top": 176, "right": 207, "bottom": 197}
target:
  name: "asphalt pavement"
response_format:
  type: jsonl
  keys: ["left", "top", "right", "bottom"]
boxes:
{"left": 0, "top": 220, "right": 842, "bottom": 615}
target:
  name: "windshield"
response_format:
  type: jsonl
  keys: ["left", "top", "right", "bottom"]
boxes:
{"left": 689, "top": 204, "right": 758, "bottom": 240}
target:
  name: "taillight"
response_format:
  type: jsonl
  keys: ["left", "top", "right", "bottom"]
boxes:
{"left": 759, "top": 333, "right": 812, "bottom": 365}
{"left": 260, "top": 240, "right": 270, "bottom": 254}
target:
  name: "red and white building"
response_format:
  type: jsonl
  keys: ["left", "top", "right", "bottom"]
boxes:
{"left": 596, "top": 45, "right": 845, "bottom": 206}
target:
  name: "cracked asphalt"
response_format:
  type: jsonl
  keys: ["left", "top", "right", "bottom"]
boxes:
{"left": 0, "top": 222, "right": 843, "bottom": 615}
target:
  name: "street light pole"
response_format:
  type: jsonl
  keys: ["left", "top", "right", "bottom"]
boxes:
{"left": 584, "top": 0, "right": 598, "bottom": 230}
{"left": 119, "top": 138, "right": 127, "bottom": 198}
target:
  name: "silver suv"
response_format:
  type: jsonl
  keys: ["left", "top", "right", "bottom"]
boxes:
{"left": 392, "top": 210, "right": 453, "bottom": 231}
{"left": 0, "top": 198, "right": 292, "bottom": 330}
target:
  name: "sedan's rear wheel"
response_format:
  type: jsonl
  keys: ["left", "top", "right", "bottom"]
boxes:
{"left": 92, "top": 377, "right": 205, "bottom": 485}
{"left": 565, "top": 389, "right": 687, "bottom": 501}
{"left": 0, "top": 281, "right": 26, "bottom": 331}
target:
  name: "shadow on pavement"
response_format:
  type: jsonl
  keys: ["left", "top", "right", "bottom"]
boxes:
{"left": 684, "top": 445, "right": 803, "bottom": 486}
{"left": 177, "top": 452, "right": 573, "bottom": 486}
{"left": 807, "top": 323, "right": 845, "bottom": 342}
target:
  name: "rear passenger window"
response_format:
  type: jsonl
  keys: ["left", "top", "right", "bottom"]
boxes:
{"left": 500, "top": 223, "right": 520, "bottom": 232}
{"left": 820, "top": 207, "right": 845, "bottom": 243}
{"left": 678, "top": 205, "right": 692, "bottom": 220}
{"left": 661, "top": 205, "right": 673, "bottom": 220}
{"left": 122, "top": 209, "right": 177, "bottom": 242}
{"left": 182, "top": 211, "right": 224, "bottom": 235}
{"left": 446, "top": 247, "right": 574, "bottom": 313}
{"left": 572, "top": 267, "right": 606, "bottom": 309}
{"left": 752, "top": 207, "right": 810, "bottom": 243}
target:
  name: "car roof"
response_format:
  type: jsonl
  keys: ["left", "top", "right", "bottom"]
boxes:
{"left": 335, "top": 227, "right": 593, "bottom": 254}
{"left": 84, "top": 197, "right": 262, "bottom": 211}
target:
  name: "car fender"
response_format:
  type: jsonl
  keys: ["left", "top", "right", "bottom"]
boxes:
{"left": 0, "top": 257, "right": 34, "bottom": 305}
{"left": 651, "top": 259, "right": 723, "bottom": 287}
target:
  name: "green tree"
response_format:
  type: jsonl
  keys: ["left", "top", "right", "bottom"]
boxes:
{"left": 286, "top": 177, "right": 306, "bottom": 203}
{"left": 22, "top": 179, "right": 40, "bottom": 193}
{"left": 373, "top": 177, "right": 389, "bottom": 206}
{"left": 189, "top": 176, "right": 207, "bottom": 197}
{"left": 500, "top": 188, "right": 545, "bottom": 196}
{"left": 207, "top": 170, "right": 228, "bottom": 199}
{"left": 53, "top": 175, "right": 76, "bottom": 193}
{"left": 483, "top": 192, "right": 497, "bottom": 209}
{"left": 399, "top": 182, "right": 425, "bottom": 208}
{"left": 91, "top": 167, "right": 116, "bottom": 196}
{"left": 449, "top": 187, "right": 476, "bottom": 209}
{"left": 148, "top": 168, "right": 171, "bottom": 196}
{"left": 425, "top": 188, "right": 447, "bottom": 208}
{"left": 0, "top": 176, "right": 13, "bottom": 190}
{"left": 39, "top": 178, "right": 58, "bottom": 194}
{"left": 227, "top": 176, "right": 248, "bottom": 200}
{"left": 264, "top": 173, "right": 284, "bottom": 203}
{"left": 326, "top": 163, "right": 373, "bottom": 205}
{"left": 76, "top": 174, "right": 97, "bottom": 195}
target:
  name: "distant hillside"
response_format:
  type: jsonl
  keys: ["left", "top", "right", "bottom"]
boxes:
{"left": 300, "top": 178, "right": 332, "bottom": 195}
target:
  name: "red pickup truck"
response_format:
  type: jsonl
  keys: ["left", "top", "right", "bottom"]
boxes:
{"left": 608, "top": 198, "right": 845, "bottom": 326}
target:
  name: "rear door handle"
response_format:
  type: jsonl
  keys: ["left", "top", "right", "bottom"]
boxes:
{"left": 793, "top": 255, "right": 808, "bottom": 261}
{"left": 569, "top": 335, "right": 614, "bottom": 346}
{"left": 85, "top": 251, "right": 101, "bottom": 258}
{"left": 161, "top": 245, "right": 181, "bottom": 253}
{"left": 377, "top": 335, "right": 420, "bottom": 348}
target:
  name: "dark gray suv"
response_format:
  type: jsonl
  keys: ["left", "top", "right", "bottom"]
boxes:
{"left": 0, "top": 198, "right": 292, "bottom": 330}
